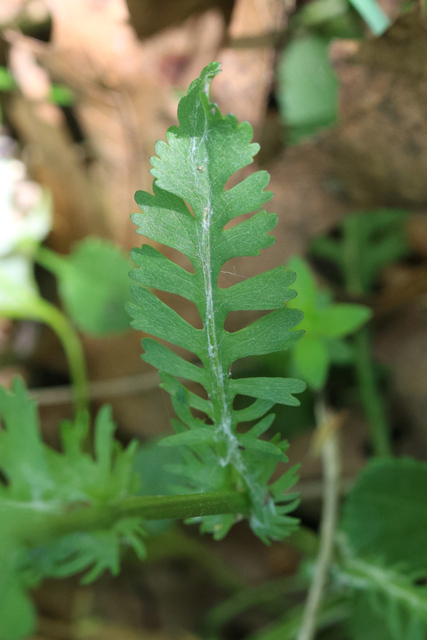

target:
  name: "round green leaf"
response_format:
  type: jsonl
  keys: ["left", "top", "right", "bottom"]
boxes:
{"left": 57, "top": 238, "right": 132, "bottom": 335}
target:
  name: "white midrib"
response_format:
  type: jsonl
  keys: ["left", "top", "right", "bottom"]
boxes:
{"left": 199, "top": 195, "right": 236, "bottom": 466}
{"left": 190, "top": 128, "right": 237, "bottom": 466}
{"left": 197, "top": 190, "right": 273, "bottom": 512}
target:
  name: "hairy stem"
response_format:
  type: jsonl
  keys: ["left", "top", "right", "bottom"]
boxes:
{"left": 296, "top": 396, "right": 340, "bottom": 640}
{"left": 22, "top": 491, "right": 250, "bottom": 547}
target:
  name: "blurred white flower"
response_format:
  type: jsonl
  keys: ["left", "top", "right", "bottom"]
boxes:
{"left": 0, "top": 158, "right": 51, "bottom": 312}
{"left": 0, "top": 255, "right": 38, "bottom": 310}
{"left": 0, "top": 158, "right": 51, "bottom": 257}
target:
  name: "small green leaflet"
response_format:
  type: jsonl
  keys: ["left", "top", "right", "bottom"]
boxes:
{"left": 286, "top": 256, "right": 371, "bottom": 389}
{"left": 128, "top": 62, "right": 305, "bottom": 542}
{"left": 0, "top": 379, "right": 144, "bottom": 640}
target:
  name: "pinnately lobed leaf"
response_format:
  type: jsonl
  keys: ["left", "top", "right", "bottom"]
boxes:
{"left": 127, "top": 62, "right": 306, "bottom": 542}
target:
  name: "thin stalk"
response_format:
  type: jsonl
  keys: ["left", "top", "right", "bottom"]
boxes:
{"left": 31, "top": 298, "right": 89, "bottom": 414}
{"left": 0, "top": 267, "right": 88, "bottom": 413}
{"left": 353, "top": 330, "right": 392, "bottom": 457}
{"left": 21, "top": 491, "right": 250, "bottom": 548}
{"left": 296, "top": 396, "right": 340, "bottom": 640}
{"left": 34, "top": 246, "right": 89, "bottom": 412}
{"left": 34, "top": 245, "right": 69, "bottom": 278}
{"left": 342, "top": 218, "right": 392, "bottom": 457}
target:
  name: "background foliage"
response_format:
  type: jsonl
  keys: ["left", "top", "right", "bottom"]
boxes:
{"left": 0, "top": 0, "right": 426, "bottom": 639}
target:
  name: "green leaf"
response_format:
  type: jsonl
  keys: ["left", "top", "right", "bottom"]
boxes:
{"left": 230, "top": 377, "right": 306, "bottom": 406}
{"left": 277, "top": 35, "right": 339, "bottom": 144}
{"left": 128, "top": 287, "right": 204, "bottom": 357}
{"left": 287, "top": 256, "right": 317, "bottom": 311}
{"left": 130, "top": 245, "right": 197, "bottom": 302}
{"left": 129, "top": 62, "right": 305, "bottom": 542}
{"left": 347, "top": 593, "right": 401, "bottom": 640}
{"left": 141, "top": 338, "right": 207, "bottom": 385}
{"left": 320, "top": 304, "right": 372, "bottom": 337}
{"left": 338, "top": 555, "right": 427, "bottom": 639}
{"left": 0, "top": 570, "right": 36, "bottom": 640}
{"left": 311, "top": 209, "right": 410, "bottom": 294}
{"left": 132, "top": 185, "right": 196, "bottom": 260}
{"left": 223, "top": 307, "right": 304, "bottom": 364}
{"left": 0, "top": 379, "right": 144, "bottom": 636}
{"left": 160, "top": 428, "right": 215, "bottom": 448}
{"left": 286, "top": 256, "right": 371, "bottom": 388}
{"left": 53, "top": 238, "right": 132, "bottom": 335}
{"left": 293, "top": 337, "right": 329, "bottom": 390}
{"left": 233, "top": 398, "right": 276, "bottom": 423}
{"left": 218, "top": 267, "right": 297, "bottom": 312}
{"left": 341, "top": 458, "right": 427, "bottom": 569}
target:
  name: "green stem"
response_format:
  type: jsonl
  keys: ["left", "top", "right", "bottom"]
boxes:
{"left": 30, "top": 298, "right": 88, "bottom": 414}
{"left": 35, "top": 247, "right": 89, "bottom": 412}
{"left": 0, "top": 255, "right": 88, "bottom": 414}
{"left": 342, "top": 217, "right": 393, "bottom": 458}
{"left": 353, "top": 329, "right": 392, "bottom": 457}
{"left": 34, "top": 245, "right": 69, "bottom": 278}
{"left": 22, "top": 491, "right": 250, "bottom": 547}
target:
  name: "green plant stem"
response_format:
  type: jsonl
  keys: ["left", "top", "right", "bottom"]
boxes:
{"left": 353, "top": 329, "right": 392, "bottom": 457}
{"left": 0, "top": 267, "right": 88, "bottom": 413}
{"left": 35, "top": 245, "right": 70, "bottom": 279}
{"left": 22, "top": 491, "right": 250, "bottom": 548}
{"left": 31, "top": 298, "right": 88, "bottom": 414}
{"left": 296, "top": 396, "right": 340, "bottom": 640}
{"left": 342, "top": 217, "right": 393, "bottom": 458}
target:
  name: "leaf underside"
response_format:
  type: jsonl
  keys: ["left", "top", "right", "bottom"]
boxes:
{"left": 128, "top": 62, "right": 305, "bottom": 542}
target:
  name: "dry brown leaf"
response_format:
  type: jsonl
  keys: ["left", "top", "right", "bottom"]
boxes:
{"left": 22, "top": 1, "right": 225, "bottom": 248}
{"left": 328, "top": 8, "right": 427, "bottom": 205}
{"left": 267, "top": 142, "right": 351, "bottom": 259}
{"left": 126, "top": 0, "right": 234, "bottom": 39}
{"left": 213, "top": 0, "right": 289, "bottom": 132}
